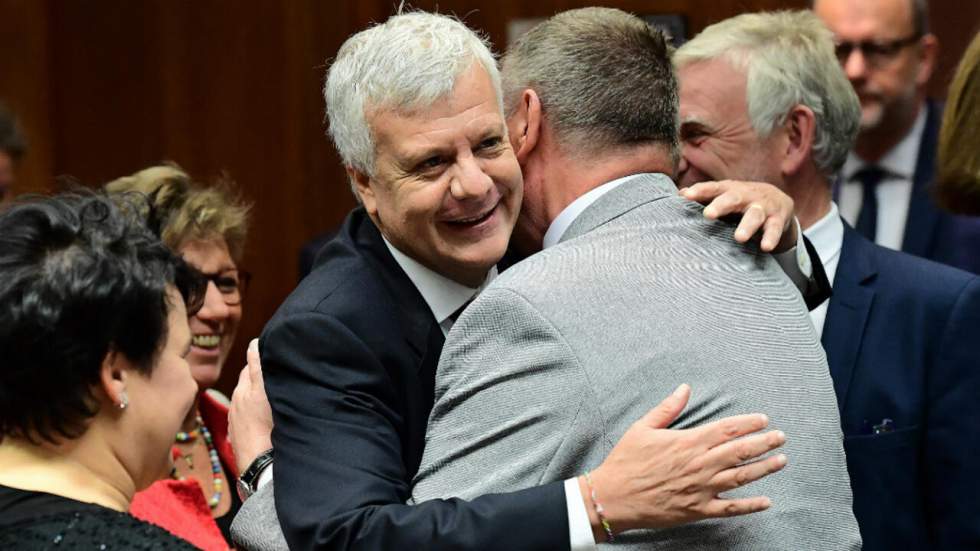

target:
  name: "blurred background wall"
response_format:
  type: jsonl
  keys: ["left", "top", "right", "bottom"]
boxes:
{"left": 2, "top": 0, "right": 977, "bottom": 393}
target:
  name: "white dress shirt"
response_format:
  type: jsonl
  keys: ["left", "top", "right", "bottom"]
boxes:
{"left": 803, "top": 203, "right": 845, "bottom": 339}
{"left": 839, "top": 107, "right": 926, "bottom": 251}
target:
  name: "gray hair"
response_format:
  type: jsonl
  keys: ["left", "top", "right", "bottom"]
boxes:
{"left": 501, "top": 7, "right": 679, "bottom": 160}
{"left": 675, "top": 10, "right": 861, "bottom": 177}
{"left": 324, "top": 11, "right": 502, "bottom": 195}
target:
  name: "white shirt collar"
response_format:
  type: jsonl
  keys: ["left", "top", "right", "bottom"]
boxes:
{"left": 843, "top": 105, "right": 927, "bottom": 181}
{"left": 382, "top": 238, "right": 496, "bottom": 329}
{"left": 542, "top": 174, "right": 641, "bottom": 249}
{"left": 803, "top": 202, "right": 844, "bottom": 271}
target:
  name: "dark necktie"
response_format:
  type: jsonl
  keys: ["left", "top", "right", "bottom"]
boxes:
{"left": 449, "top": 299, "right": 472, "bottom": 324}
{"left": 854, "top": 166, "right": 885, "bottom": 242}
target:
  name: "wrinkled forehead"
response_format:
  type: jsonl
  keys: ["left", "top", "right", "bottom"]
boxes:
{"left": 678, "top": 59, "right": 748, "bottom": 120}
{"left": 814, "top": 0, "right": 916, "bottom": 39}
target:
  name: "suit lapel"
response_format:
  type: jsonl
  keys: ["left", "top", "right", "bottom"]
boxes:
{"left": 902, "top": 100, "right": 942, "bottom": 257}
{"left": 561, "top": 173, "right": 676, "bottom": 243}
{"left": 821, "top": 224, "right": 877, "bottom": 411}
{"left": 353, "top": 209, "right": 439, "bottom": 361}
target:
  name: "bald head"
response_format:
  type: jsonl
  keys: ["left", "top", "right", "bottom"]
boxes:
{"left": 813, "top": 0, "right": 937, "bottom": 158}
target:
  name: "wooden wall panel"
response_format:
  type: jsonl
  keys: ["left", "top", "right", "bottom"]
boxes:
{"left": 0, "top": 0, "right": 54, "bottom": 197}
{"left": 0, "top": 0, "right": 974, "bottom": 394}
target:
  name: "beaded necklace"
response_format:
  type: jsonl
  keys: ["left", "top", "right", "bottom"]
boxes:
{"left": 172, "top": 414, "right": 224, "bottom": 509}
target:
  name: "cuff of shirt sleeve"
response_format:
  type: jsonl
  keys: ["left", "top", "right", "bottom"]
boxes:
{"left": 564, "top": 477, "right": 598, "bottom": 551}
{"left": 256, "top": 463, "right": 274, "bottom": 490}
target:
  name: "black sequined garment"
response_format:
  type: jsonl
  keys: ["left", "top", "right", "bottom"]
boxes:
{"left": 0, "top": 485, "right": 197, "bottom": 550}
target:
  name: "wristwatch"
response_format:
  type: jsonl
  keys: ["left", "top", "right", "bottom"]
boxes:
{"left": 236, "top": 448, "right": 274, "bottom": 502}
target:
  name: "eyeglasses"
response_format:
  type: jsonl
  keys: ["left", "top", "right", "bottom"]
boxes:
{"left": 834, "top": 34, "right": 922, "bottom": 68}
{"left": 200, "top": 270, "right": 252, "bottom": 306}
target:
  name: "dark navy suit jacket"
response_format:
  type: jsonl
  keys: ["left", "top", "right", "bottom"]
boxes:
{"left": 261, "top": 208, "right": 567, "bottom": 550}
{"left": 822, "top": 223, "right": 980, "bottom": 550}
{"left": 889, "top": 101, "right": 980, "bottom": 274}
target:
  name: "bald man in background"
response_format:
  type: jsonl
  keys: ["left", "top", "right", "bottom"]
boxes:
{"left": 814, "top": 0, "right": 980, "bottom": 273}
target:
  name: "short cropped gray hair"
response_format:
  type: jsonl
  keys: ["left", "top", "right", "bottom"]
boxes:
{"left": 325, "top": 12, "right": 502, "bottom": 192}
{"left": 675, "top": 10, "right": 861, "bottom": 177}
{"left": 501, "top": 7, "right": 678, "bottom": 160}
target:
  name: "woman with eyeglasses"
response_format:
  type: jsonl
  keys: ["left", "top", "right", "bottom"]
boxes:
{"left": 107, "top": 165, "right": 252, "bottom": 551}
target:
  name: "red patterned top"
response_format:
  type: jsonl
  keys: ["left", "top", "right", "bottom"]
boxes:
{"left": 130, "top": 391, "right": 238, "bottom": 551}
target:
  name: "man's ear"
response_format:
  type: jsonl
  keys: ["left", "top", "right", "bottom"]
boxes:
{"left": 916, "top": 34, "right": 939, "bottom": 88}
{"left": 780, "top": 105, "right": 816, "bottom": 177}
{"left": 507, "top": 89, "right": 542, "bottom": 165}
{"left": 348, "top": 166, "right": 378, "bottom": 217}
{"left": 99, "top": 349, "right": 130, "bottom": 411}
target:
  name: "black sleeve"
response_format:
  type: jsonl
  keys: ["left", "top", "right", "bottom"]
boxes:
{"left": 801, "top": 235, "right": 833, "bottom": 310}
{"left": 262, "top": 310, "right": 570, "bottom": 551}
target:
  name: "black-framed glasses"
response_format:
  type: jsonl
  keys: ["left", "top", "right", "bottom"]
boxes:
{"left": 200, "top": 269, "right": 252, "bottom": 306}
{"left": 834, "top": 34, "right": 922, "bottom": 68}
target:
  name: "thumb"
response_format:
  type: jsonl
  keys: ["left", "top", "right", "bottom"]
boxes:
{"left": 643, "top": 384, "right": 690, "bottom": 428}
{"left": 247, "top": 338, "right": 262, "bottom": 382}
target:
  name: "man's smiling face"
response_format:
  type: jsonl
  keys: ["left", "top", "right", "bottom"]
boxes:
{"left": 356, "top": 63, "right": 523, "bottom": 287}
{"left": 676, "top": 58, "right": 783, "bottom": 189}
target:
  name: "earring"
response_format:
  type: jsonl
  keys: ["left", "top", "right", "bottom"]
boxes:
{"left": 118, "top": 390, "right": 129, "bottom": 410}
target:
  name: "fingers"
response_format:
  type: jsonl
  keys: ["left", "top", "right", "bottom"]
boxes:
{"left": 641, "top": 384, "right": 691, "bottom": 429}
{"left": 683, "top": 182, "right": 797, "bottom": 253}
{"left": 759, "top": 214, "right": 787, "bottom": 252}
{"left": 701, "top": 495, "right": 773, "bottom": 518}
{"left": 734, "top": 204, "right": 766, "bottom": 243}
{"left": 701, "top": 191, "right": 745, "bottom": 221}
{"left": 680, "top": 181, "right": 725, "bottom": 205}
{"left": 710, "top": 452, "right": 788, "bottom": 493}
{"left": 696, "top": 413, "right": 770, "bottom": 449}
{"left": 704, "top": 428, "right": 786, "bottom": 471}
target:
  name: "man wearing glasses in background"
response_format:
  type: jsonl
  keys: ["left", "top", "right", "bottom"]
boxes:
{"left": 814, "top": 0, "right": 980, "bottom": 274}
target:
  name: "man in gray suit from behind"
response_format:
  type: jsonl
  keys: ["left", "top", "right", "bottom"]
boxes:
{"left": 411, "top": 8, "right": 861, "bottom": 549}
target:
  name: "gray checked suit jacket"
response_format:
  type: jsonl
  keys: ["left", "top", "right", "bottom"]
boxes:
{"left": 411, "top": 174, "right": 861, "bottom": 550}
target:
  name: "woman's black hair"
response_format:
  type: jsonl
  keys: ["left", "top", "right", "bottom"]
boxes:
{"left": 0, "top": 190, "right": 204, "bottom": 443}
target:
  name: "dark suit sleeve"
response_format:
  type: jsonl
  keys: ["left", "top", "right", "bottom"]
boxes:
{"left": 925, "top": 277, "right": 980, "bottom": 548}
{"left": 261, "top": 310, "right": 569, "bottom": 551}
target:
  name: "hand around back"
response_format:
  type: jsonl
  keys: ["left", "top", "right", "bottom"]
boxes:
{"left": 581, "top": 384, "right": 787, "bottom": 541}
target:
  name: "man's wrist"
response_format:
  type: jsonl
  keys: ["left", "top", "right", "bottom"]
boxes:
{"left": 578, "top": 476, "right": 606, "bottom": 543}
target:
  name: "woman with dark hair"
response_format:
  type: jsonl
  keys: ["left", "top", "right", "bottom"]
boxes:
{"left": 0, "top": 192, "right": 204, "bottom": 548}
